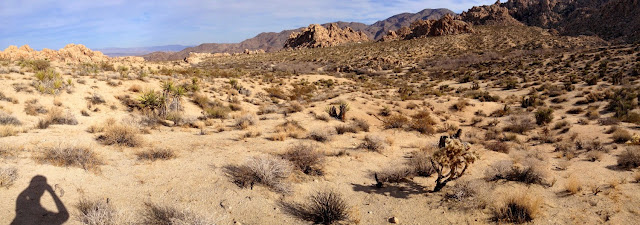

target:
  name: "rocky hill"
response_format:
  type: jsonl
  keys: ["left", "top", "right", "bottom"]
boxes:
{"left": 142, "top": 8, "right": 454, "bottom": 61}
{"left": 284, "top": 23, "right": 370, "bottom": 49}
{"left": 461, "top": 0, "right": 640, "bottom": 43}
{"left": 380, "top": 14, "right": 474, "bottom": 42}
{"left": 0, "top": 44, "right": 143, "bottom": 63}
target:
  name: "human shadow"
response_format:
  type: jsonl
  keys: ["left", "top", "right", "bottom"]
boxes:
{"left": 10, "top": 175, "right": 69, "bottom": 225}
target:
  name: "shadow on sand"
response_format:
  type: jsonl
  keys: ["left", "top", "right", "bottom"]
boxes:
{"left": 10, "top": 175, "right": 69, "bottom": 225}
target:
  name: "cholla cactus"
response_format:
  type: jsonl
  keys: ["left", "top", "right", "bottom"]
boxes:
{"left": 430, "top": 138, "right": 477, "bottom": 192}
{"left": 628, "top": 134, "right": 640, "bottom": 145}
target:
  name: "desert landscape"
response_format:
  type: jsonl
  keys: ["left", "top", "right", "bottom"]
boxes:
{"left": 1, "top": 0, "right": 640, "bottom": 224}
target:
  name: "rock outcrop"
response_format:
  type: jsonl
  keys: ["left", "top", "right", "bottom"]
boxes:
{"left": 0, "top": 44, "right": 144, "bottom": 63}
{"left": 380, "top": 14, "right": 474, "bottom": 42}
{"left": 284, "top": 23, "right": 370, "bottom": 49}
{"left": 458, "top": 0, "right": 523, "bottom": 26}
{"left": 184, "top": 52, "right": 231, "bottom": 64}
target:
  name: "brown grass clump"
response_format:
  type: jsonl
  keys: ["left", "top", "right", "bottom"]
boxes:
{"left": 617, "top": 147, "right": 640, "bottom": 169}
{"left": 234, "top": 114, "right": 256, "bottom": 129}
{"left": 0, "top": 167, "right": 18, "bottom": 188}
{"left": 503, "top": 115, "right": 535, "bottom": 134}
{"left": 128, "top": 84, "right": 142, "bottom": 93}
{"left": 564, "top": 176, "right": 582, "bottom": 195}
{"left": 0, "top": 125, "right": 18, "bottom": 137}
{"left": 382, "top": 114, "right": 409, "bottom": 129}
{"left": 24, "top": 99, "right": 47, "bottom": 116}
{"left": 492, "top": 190, "right": 542, "bottom": 223}
{"left": 451, "top": 99, "right": 469, "bottom": 111}
{"left": 281, "top": 190, "right": 350, "bottom": 225}
{"left": 282, "top": 143, "right": 324, "bottom": 175}
{"left": 37, "top": 107, "right": 78, "bottom": 129}
{"left": 140, "top": 202, "right": 211, "bottom": 225}
{"left": 409, "top": 110, "right": 436, "bottom": 134}
{"left": 484, "top": 141, "right": 510, "bottom": 153}
{"left": 374, "top": 166, "right": 414, "bottom": 185}
{"left": 485, "top": 160, "right": 548, "bottom": 185}
{"left": 611, "top": 129, "right": 632, "bottom": 143}
{"left": 271, "top": 120, "right": 306, "bottom": 141}
{"left": 0, "top": 112, "right": 21, "bottom": 125}
{"left": 136, "top": 148, "right": 176, "bottom": 161}
{"left": 359, "top": 135, "right": 386, "bottom": 152}
{"left": 308, "top": 128, "right": 334, "bottom": 142}
{"left": 36, "top": 144, "right": 103, "bottom": 172}
{"left": 97, "top": 123, "right": 144, "bottom": 147}
{"left": 225, "top": 155, "right": 292, "bottom": 193}
{"left": 407, "top": 148, "right": 435, "bottom": 176}
{"left": 76, "top": 198, "right": 116, "bottom": 225}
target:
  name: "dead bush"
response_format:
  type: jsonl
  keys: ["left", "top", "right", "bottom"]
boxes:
{"left": 234, "top": 114, "right": 256, "bottom": 129}
{"left": 281, "top": 190, "right": 350, "bottom": 225}
{"left": 97, "top": 123, "right": 144, "bottom": 147}
{"left": 0, "top": 167, "right": 18, "bottom": 188}
{"left": 382, "top": 114, "right": 409, "bottom": 129}
{"left": 282, "top": 143, "right": 324, "bottom": 175}
{"left": 374, "top": 166, "right": 414, "bottom": 186}
{"left": 359, "top": 135, "right": 386, "bottom": 152}
{"left": 407, "top": 148, "right": 435, "bottom": 176}
{"left": 485, "top": 160, "right": 547, "bottom": 185}
{"left": 335, "top": 124, "right": 358, "bottom": 134}
{"left": 484, "top": 141, "right": 510, "bottom": 153}
{"left": 36, "top": 144, "right": 103, "bottom": 172}
{"left": 492, "top": 191, "right": 542, "bottom": 223}
{"left": 308, "top": 128, "right": 334, "bottom": 142}
{"left": 503, "top": 115, "right": 535, "bottom": 134}
{"left": 76, "top": 198, "right": 116, "bottom": 225}
{"left": 443, "top": 180, "right": 488, "bottom": 210}
{"left": 37, "top": 108, "right": 78, "bottom": 129}
{"left": 612, "top": 129, "right": 632, "bottom": 143}
{"left": 617, "top": 147, "right": 640, "bottom": 169}
{"left": 225, "top": 155, "right": 292, "bottom": 193}
{"left": 136, "top": 148, "right": 176, "bottom": 161}
{"left": 141, "top": 202, "right": 211, "bottom": 225}
{"left": 0, "top": 112, "right": 21, "bottom": 125}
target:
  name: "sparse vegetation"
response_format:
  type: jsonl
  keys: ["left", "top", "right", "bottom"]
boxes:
{"left": 36, "top": 144, "right": 103, "bottom": 172}
{"left": 225, "top": 155, "right": 292, "bottom": 193}
{"left": 281, "top": 190, "right": 350, "bottom": 225}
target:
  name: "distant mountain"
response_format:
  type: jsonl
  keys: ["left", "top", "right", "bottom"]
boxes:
{"left": 97, "top": 45, "right": 193, "bottom": 57}
{"left": 143, "top": 8, "right": 455, "bottom": 61}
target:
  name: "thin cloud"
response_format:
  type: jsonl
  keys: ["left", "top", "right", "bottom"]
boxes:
{"left": 0, "top": 0, "right": 497, "bottom": 49}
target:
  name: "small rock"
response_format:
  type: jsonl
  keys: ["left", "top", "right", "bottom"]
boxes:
{"left": 389, "top": 217, "right": 399, "bottom": 223}
{"left": 160, "top": 120, "right": 175, "bottom": 127}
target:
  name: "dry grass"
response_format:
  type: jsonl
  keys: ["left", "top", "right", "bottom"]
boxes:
{"left": 307, "top": 128, "right": 334, "bottom": 142}
{"left": 359, "top": 135, "right": 386, "bottom": 152}
{"left": 407, "top": 148, "right": 435, "bottom": 176}
{"left": 0, "top": 167, "right": 18, "bottom": 188}
{"left": 564, "top": 176, "right": 582, "bottom": 195}
{"left": 271, "top": 120, "right": 306, "bottom": 141}
{"left": 225, "top": 155, "right": 292, "bottom": 193}
{"left": 136, "top": 148, "right": 177, "bottom": 161}
{"left": 492, "top": 190, "right": 542, "bottom": 223}
{"left": 36, "top": 144, "right": 103, "bottom": 172}
{"left": 97, "top": 123, "right": 144, "bottom": 147}
{"left": 382, "top": 114, "right": 409, "bottom": 129}
{"left": 0, "top": 125, "right": 18, "bottom": 137}
{"left": 282, "top": 143, "right": 324, "bottom": 175}
{"left": 612, "top": 129, "right": 632, "bottom": 143}
{"left": 485, "top": 160, "right": 548, "bottom": 185}
{"left": 281, "top": 190, "right": 350, "bottom": 225}
{"left": 503, "top": 115, "right": 535, "bottom": 134}
{"left": 76, "top": 198, "right": 116, "bottom": 225}
{"left": 375, "top": 166, "right": 414, "bottom": 185}
{"left": 37, "top": 107, "right": 78, "bottom": 129}
{"left": 484, "top": 141, "right": 510, "bottom": 153}
{"left": 617, "top": 147, "right": 640, "bottom": 169}
{"left": 140, "top": 202, "right": 211, "bottom": 225}
{"left": 234, "top": 114, "right": 256, "bottom": 129}
{"left": 0, "top": 112, "right": 21, "bottom": 125}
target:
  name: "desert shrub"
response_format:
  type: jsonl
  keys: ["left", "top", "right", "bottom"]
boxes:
{"left": 407, "top": 149, "right": 435, "bottom": 176}
{"left": 352, "top": 118, "right": 369, "bottom": 132}
{"left": 128, "top": 84, "right": 142, "bottom": 93}
{"left": 36, "top": 145, "right": 103, "bottom": 171}
{"left": 24, "top": 99, "right": 47, "bottom": 115}
{"left": 37, "top": 107, "right": 78, "bottom": 129}
{"left": 0, "top": 167, "right": 18, "bottom": 188}
{"left": 33, "top": 68, "right": 69, "bottom": 94}
{"left": 431, "top": 138, "right": 477, "bottom": 191}
{"left": 282, "top": 144, "right": 324, "bottom": 175}
{"left": 564, "top": 176, "right": 582, "bottom": 195}
{"left": 335, "top": 124, "right": 358, "bottom": 134}
{"left": 485, "top": 160, "right": 547, "bottom": 185}
{"left": 308, "top": 128, "right": 333, "bottom": 142}
{"left": 202, "top": 106, "right": 230, "bottom": 119}
{"left": 451, "top": 99, "right": 469, "bottom": 111}
{"left": 257, "top": 104, "right": 279, "bottom": 115}
{"left": 606, "top": 88, "right": 638, "bottom": 118}
{"left": 136, "top": 148, "right": 176, "bottom": 161}
{"left": 566, "top": 107, "right": 584, "bottom": 114}
{"left": 374, "top": 166, "right": 414, "bottom": 185}
{"left": 443, "top": 180, "right": 488, "bottom": 210}
{"left": 234, "top": 114, "right": 256, "bottom": 129}
{"left": 273, "top": 120, "right": 306, "bottom": 140}
{"left": 0, "top": 112, "right": 21, "bottom": 125}
{"left": 359, "top": 135, "right": 386, "bottom": 152}
{"left": 383, "top": 114, "right": 409, "bottom": 129}
{"left": 141, "top": 202, "right": 210, "bottom": 225}
{"left": 409, "top": 110, "right": 436, "bottom": 134}
{"left": 612, "top": 128, "right": 633, "bottom": 143}
{"left": 492, "top": 191, "right": 542, "bottom": 223}
{"left": 484, "top": 141, "right": 510, "bottom": 153}
{"left": 281, "top": 190, "right": 350, "bottom": 225}
{"left": 225, "top": 155, "right": 291, "bottom": 193}
{"left": 534, "top": 108, "right": 554, "bottom": 125}
{"left": 76, "top": 198, "right": 116, "bottom": 225}
{"left": 585, "top": 151, "right": 604, "bottom": 162}
{"left": 503, "top": 115, "right": 535, "bottom": 134}
{"left": 617, "top": 147, "right": 640, "bottom": 169}
{"left": 326, "top": 101, "right": 349, "bottom": 121}
{"left": 97, "top": 123, "right": 144, "bottom": 147}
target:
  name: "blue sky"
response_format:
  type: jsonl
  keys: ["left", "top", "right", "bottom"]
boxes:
{"left": 0, "top": 0, "right": 498, "bottom": 50}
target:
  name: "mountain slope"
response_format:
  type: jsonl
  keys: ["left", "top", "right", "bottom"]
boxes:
{"left": 143, "top": 8, "right": 455, "bottom": 61}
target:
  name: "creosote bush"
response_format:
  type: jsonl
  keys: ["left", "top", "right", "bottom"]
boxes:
{"left": 534, "top": 107, "right": 554, "bottom": 125}
{"left": 281, "top": 190, "right": 350, "bottom": 225}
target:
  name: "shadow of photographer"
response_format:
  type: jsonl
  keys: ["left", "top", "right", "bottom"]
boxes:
{"left": 10, "top": 175, "right": 69, "bottom": 225}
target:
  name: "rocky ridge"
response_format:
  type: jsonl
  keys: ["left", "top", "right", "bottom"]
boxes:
{"left": 380, "top": 14, "right": 474, "bottom": 42}
{"left": 284, "top": 23, "right": 370, "bottom": 49}
{"left": 0, "top": 44, "right": 144, "bottom": 63}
